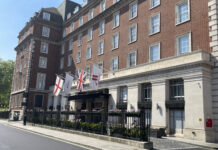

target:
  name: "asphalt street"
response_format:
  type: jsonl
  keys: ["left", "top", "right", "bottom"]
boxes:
{"left": 0, "top": 122, "right": 89, "bottom": 150}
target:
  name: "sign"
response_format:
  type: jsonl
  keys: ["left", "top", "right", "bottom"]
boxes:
{"left": 206, "top": 119, "right": 212, "bottom": 128}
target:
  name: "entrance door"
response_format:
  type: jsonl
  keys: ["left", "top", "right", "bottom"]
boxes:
{"left": 170, "top": 110, "right": 184, "bottom": 135}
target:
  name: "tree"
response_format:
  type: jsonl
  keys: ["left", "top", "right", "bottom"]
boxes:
{"left": 0, "top": 58, "right": 14, "bottom": 108}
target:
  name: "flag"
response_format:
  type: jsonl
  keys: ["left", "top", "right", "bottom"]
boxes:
{"left": 63, "top": 73, "right": 74, "bottom": 94}
{"left": 77, "top": 70, "right": 87, "bottom": 91}
{"left": 90, "top": 65, "right": 102, "bottom": 90}
{"left": 53, "top": 76, "right": 64, "bottom": 96}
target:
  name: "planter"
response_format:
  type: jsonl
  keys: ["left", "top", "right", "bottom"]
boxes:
{"left": 138, "top": 101, "right": 152, "bottom": 109}
{"left": 116, "top": 102, "right": 127, "bottom": 110}
{"left": 150, "top": 128, "right": 166, "bottom": 138}
{"left": 165, "top": 100, "right": 185, "bottom": 109}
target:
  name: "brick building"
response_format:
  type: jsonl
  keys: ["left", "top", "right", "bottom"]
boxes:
{"left": 10, "top": 0, "right": 218, "bottom": 142}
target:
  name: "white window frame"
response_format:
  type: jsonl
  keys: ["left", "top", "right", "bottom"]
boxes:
{"left": 150, "top": 0, "right": 160, "bottom": 9}
{"left": 98, "top": 61, "right": 104, "bottom": 73}
{"left": 76, "top": 50, "right": 81, "bottom": 63}
{"left": 112, "top": 32, "right": 119, "bottom": 50}
{"left": 61, "top": 44, "right": 65, "bottom": 55}
{"left": 68, "top": 54, "right": 72, "bottom": 67}
{"left": 86, "top": 46, "right": 92, "bottom": 60}
{"left": 85, "top": 65, "right": 91, "bottom": 78}
{"left": 129, "top": 24, "right": 137, "bottom": 44}
{"left": 60, "top": 57, "right": 64, "bottom": 69}
{"left": 36, "top": 73, "right": 46, "bottom": 90}
{"left": 40, "top": 42, "right": 48, "bottom": 54}
{"left": 98, "top": 40, "right": 104, "bottom": 55}
{"left": 78, "top": 33, "right": 83, "bottom": 46}
{"left": 38, "top": 57, "right": 47, "bottom": 69}
{"left": 129, "top": 0, "right": 138, "bottom": 20}
{"left": 113, "top": 11, "right": 120, "bottom": 29}
{"left": 149, "top": 42, "right": 161, "bottom": 61}
{"left": 119, "top": 86, "right": 128, "bottom": 102}
{"left": 70, "top": 22, "right": 75, "bottom": 32}
{"left": 99, "top": 20, "right": 105, "bottom": 36}
{"left": 111, "top": 56, "right": 118, "bottom": 71}
{"left": 113, "top": 0, "right": 120, "bottom": 4}
{"left": 149, "top": 12, "right": 160, "bottom": 35}
{"left": 175, "top": 0, "right": 190, "bottom": 25}
{"left": 42, "top": 26, "right": 50, "bottom": 37}
{"left": 43, "top": 12, "right": 50, "bottom": 21}
{"left": 87, "top": 27, "right": 93, "bottom": 41}
{"left": 127, "top": 51, "right": 137, "bottom": 67}
{"left": 100, "top": 0, "right": 106, "bottom": 13}
{"left": 175, "top": 32, "right": 192, "bottom": 55}
{"left": 69, "top": 39, "right": 73, "bottom": 51}
{"left": 79, "top": 16, "right": 84, "bottom": 26}
{"left": 88, "top": 9, "right": 94, "bottom": 20}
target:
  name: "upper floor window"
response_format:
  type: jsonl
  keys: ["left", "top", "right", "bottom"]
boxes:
{"left": 150, "top": 0, "right": 160, "bottom": 9}
{"left": 176, "top": 0, "right": 190, "bottom": 25}
{"left": 100, "top": 0, "right": 106, "bottom": 13}
{"left": 38, "top": 57, "right": 47, "bottom": 69}
{"left": 86, "top": 46, "right": 92, "bottom": 60}
{"left": 79, "top": 16, "right": 84, "bottom": 26}
{"left": 99, "top": 20, "right": 105, "bottom": 35}
{"left": 149, "top": 42, "right": 160, "bottom": 61}
{"left": 170, "top": 79, "right": 184, "bottom": 100}
{"left": 85, "top": 65, "right": 91, "bottom": 78}
{"left": 111, "top": 56, "right": 118, "bottom": 71}
{"left": 88, "top": 28, "right": 93, "bottom": 41}
{"left": 150, "top": 13, "right": 160, "bottom": 35}
{"left": 36, "top": 73, "right": 46, "bottom": 90}
{"left": 70, "top": 23, "right": 74, "bottom": 32}
{"left": 98, "top": 40, "right": 104, "bottom": 55}
{"left": 68, "top": 54, "right": 72, "bottom": 67}
{"left": 40, "top": 42, "right": 48, "bottom": 54}
{"left": 113, "top": 11, "right": 120, "bottom": 28}
{"left": 63, "top": 28, "right": 66, "bottom": 38}
{"left": 42, "top": 26, "right": 50, "bottom": 37}
{"left": 112, "top": 33, "right": 119, "bottom": 50}
{"left": 60, "top": 57, "right": 64, "bottom": 69}
{"left": 61, "top": 44, "right": 65, "bottom": 55}
{"left": 78, "top": 33, "right": 83, "bottom": 46}
{"left": 76, "top": 51, "right": 81, "bottom": 63}
{"left": 113, "top": 0, "right": 120, "bottom": 4}
{"left": 120, "top": 86, "right": 127, "bottom": 102}
{"left": 176, "top": 32, "right": 191, "bottom": 55}
{"left": 127, "top": 51, "right": 137, "bottom": 67}
{"left": 69, "top": 39, "right": 73, "bottom": 51}
{"left": 141, "top": 83, "right": 152, "bottom": 101}
{"left": 129, "top": 24, "right": 137, "bottom": 43}
{"left": 43, "top": 12, "right": 50, "bottom": 21}
{"left": 129, "top": 1, "right": 138, "bottom": 20}
{"left": 98, "top": 61, "right": 104, "bottom": 73}
{"left": 88, "top": 9, "right": 94, "bottom": 20}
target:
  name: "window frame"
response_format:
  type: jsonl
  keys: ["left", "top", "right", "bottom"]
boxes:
{"left": 175, "top": 32, "right": 192, "bottom": 55}
{"left": 127, "top": 51, "right": 137, "bottom": 67}
{"left": 88, "top": 9, "right": 94, "bottom": 20}
{"left": 141, "top": 83, "right": 152, "bottom": 101}
{"left": 68, "top": 54, "right": 72, "bottom": 67}
{"left": 42, "top": 26, "right": 50, "bottom": 38}
{"left": 113, "top": 11, "right": 120, "bottom": 29}
{"left": 79, "top": 16, "right": 84, "bottom": 26}
{"left": 86, "top": 46, "right": 92, "bottom": 60}
{"left": 87, "top": 27, "right": 93, "bottom": 41}
{"left": 99, "top": 20, "right": 105, "bottom": 36}
{"left": 100, "top": 0, "right": 106, "bottom": 13}
{"left": 149, "top": 42, "right": 161, "bottom": 62}
{"left": 36, "top": 73, "right": 46, "bottom": 90}
{"left": 43, "top": 12, "right": 50, "bottom": 21}
{"left": 129, "top": 0, "right": 138, "bottom": 20}
{"left": 112, "top": 32, "right": 119, "bottom": 50}
{"left": 150, "top": 0, "right": 160, "bottom": 9}
{"left": 38, "top": 56, "right": 47, "bottom": 69}
{"left": 98, "top": 61, "right": 104, "bottom": 73}
{"left": 128, "top": 24, "right": 137, "bottom": 44}
{"left": 175, "top": 0, "right": 190, "bottom": 25}
{"left": 111, "top": 56, "right": 119, "bottom": 71}
{"left": 70, "top": 22, "right": 75, "bottom": 32}
{"left": 98, "top": 40, "right": 104, "bottom": 55}
{"left": 76, "top": 50, "right": 81, "bottom": 63}
{"left": 40, "top": 42, "right": 49, "bottom": 54}
{"left": 119, "top": 86, "right": 128, "bottom": 102}
{"left": 149, "top": 12, "right": 160, "bottom": 35}
{"left": 69, "top": 39, "right": 73, "bottom": 51}
{"left": 169, "top": 79, "right": 184, "bottom": 100}
{"left": 78, "top": 33, "right": 83, "bottom": 46}
{"left": 60, "top": 57, "right": 64, "bottom": 70}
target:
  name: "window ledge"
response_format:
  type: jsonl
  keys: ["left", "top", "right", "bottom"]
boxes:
{"left": 112, "top": 47, "right": 119, "bottom": 51}
{"left": 129, "top": 15, "right": 138, "bottom": 21}
{"left": 128, "top": 40, "right": 137, "bottom": 45}
{"left": 149, "top": 4, "right": 160, "bottom": 10}
{"left": 175, "top": 19, "right": 190, "bottom": 26}
{"left": 149, "top": 31, "right": 160, "bottom": 36}
{"left": 112, "top": 25, "right": 120, "bottom": 30}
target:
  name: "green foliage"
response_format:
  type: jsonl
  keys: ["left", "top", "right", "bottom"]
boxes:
{"left": 0, "top": 59, "right": 14, "bottom": 108}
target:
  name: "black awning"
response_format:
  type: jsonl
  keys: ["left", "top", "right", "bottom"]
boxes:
{"left": 68, "top": 89, "right": 110, "bottom": 101}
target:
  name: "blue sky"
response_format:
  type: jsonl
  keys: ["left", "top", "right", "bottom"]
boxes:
{"left": 0, "top": 0, "right": 82, "bottom": 61}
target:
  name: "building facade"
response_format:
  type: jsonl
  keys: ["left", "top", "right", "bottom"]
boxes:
{"left": 10, "top": 0, "right": 218, "bottom": 143}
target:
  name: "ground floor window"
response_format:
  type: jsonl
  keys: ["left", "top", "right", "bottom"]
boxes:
{"left": 170, "top": 109, "right": 185, "bottom": 134}
{"left": 34, "top": 95, "right": 43, "bottom": 108}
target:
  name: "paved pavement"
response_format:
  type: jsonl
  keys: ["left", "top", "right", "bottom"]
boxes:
{"left": 0, "top": 120, "right": 217, "bottom": 150}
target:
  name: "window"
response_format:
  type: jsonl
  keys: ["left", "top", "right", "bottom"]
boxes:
{"left": 78, "top": 33, "right": 83, "bottom": 46}
{"left": 63, "top": 28, "right": 66, "bottom": 38}
{"left": 88, "top": 28, "right": 93, "bottom": 41}
{"left": 100, "top": 0, "right": 106, "bottom": 13}
{"left": 86, "top": 46, "right": 92, "bottom": 59}
{"left": 127, "top": 51, "right": 137, "bottom": 67}
{"left": 76, "top": 51, "right": 81, "bottom": 63}
{"left": 113, "top": 0, "right": 120, "bottom": 4}
{"left": 176, "top": 0, "right": 190, "bottom": 25}
{"left": 99, "top": 20, "right": 105, "bottom": 35}
{"left": 150, "top": 0, "right": 160, "bottom": 9}
{"left": 69, "top": 39, "right": 73, "bottom": 51}
{"left": 34, "top": 95, "right": 43, "bottom": 107}
{"left": 170, "top": 79, "right": 184, "bottom": 100}
{"left": 176, "top": 32, "right": 191, "bottom": 55}
{"left": 129, "top": 24, "right": 137, "bottom": 43}
{"left": 40, "top": 42, "right": 48, "bottom": 54}
{"left": 22, "top": 74, "right": 25, "bottom": 89}
{"left": 111, "top": 57, "right": 118, "bottom": 71}
{"left": 113, "top": 11, "right": 120, "bottom": 28}
{"left": 79, "top": 16, "right": 84, "bottom": 26}
{"left": 150, "top": 13, "right": 160, "bottom": 35}
{"left": 70, "top": 23, "right": 74, "bottom": 32}
{"left": 149, "top": 42, "right": 160, "bottom": 61}
{"left": 141, "top": 83, "right": 152, "bottom": 101}
{"left": 88, "top": 9, "right": 94, "bottom": 20}
{"left": 98, "top": 61, "right": 104, "bottom": 73}
{"left": 36, "top": 73, "right": 46, "bottom": 90}
{"left": 112, "top": 33, "right": 119, "bottom": 50}
{"left": 68, "top": 54, "right": 72, "bottom": 67}
{"left": 38, "top": 57, "right": 47, "bottom": 69}
{"left": 61, "top": 44, "right": 65, "bottom": 55}
{"left": 98, "top": 40, "right": 104, "bottom": 55}
{"left": 129, "top": 1, "right": 138, "bottom": 20}
{"left": 43, "top": 12, "right": 50, "bottom": 21}
{"left": 85, "top": 65, "right": 91, "bottom": 78}
{"left": 42, "top": 26, "right": 50, "bottom": 37}
{"left": 120, "top": 86, "right": 127, "bottom": 102}
{"left": 74, "top": 6, "right": 79, "bottom": 14}
{"left": 60, "top": 57, "right": 64, "bottom": 69}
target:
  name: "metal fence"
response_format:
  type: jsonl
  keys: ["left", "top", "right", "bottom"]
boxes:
{"left": 0, "top": 111, "right": 9, "bottom": 119}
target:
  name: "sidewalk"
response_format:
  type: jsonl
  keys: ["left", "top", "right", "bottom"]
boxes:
{"left": 0, "top": 120, "right": 147, "bottom": 150}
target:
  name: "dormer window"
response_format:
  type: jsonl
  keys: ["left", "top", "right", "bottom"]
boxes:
{"left": 74, "top": 6, "right": 79, "bottom": 14}
{"left": 43, "top": 12, "right": 50, "bottom": 21}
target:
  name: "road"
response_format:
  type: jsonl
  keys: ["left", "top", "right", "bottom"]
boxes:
{"left": 0, "top": 122, "right": 89, "bottom": 150}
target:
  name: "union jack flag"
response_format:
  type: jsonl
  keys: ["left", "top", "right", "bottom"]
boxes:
{"left": 77, "top": 69, "right": 87, "bottom": 91}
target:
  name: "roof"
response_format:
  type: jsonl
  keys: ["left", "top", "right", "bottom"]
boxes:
{"left": 42, "top": 7, "right": 61, "bottom": 16}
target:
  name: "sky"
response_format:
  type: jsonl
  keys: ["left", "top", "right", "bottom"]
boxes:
{"left": 0, "top": 0, "right": 82, "bottom": 61}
